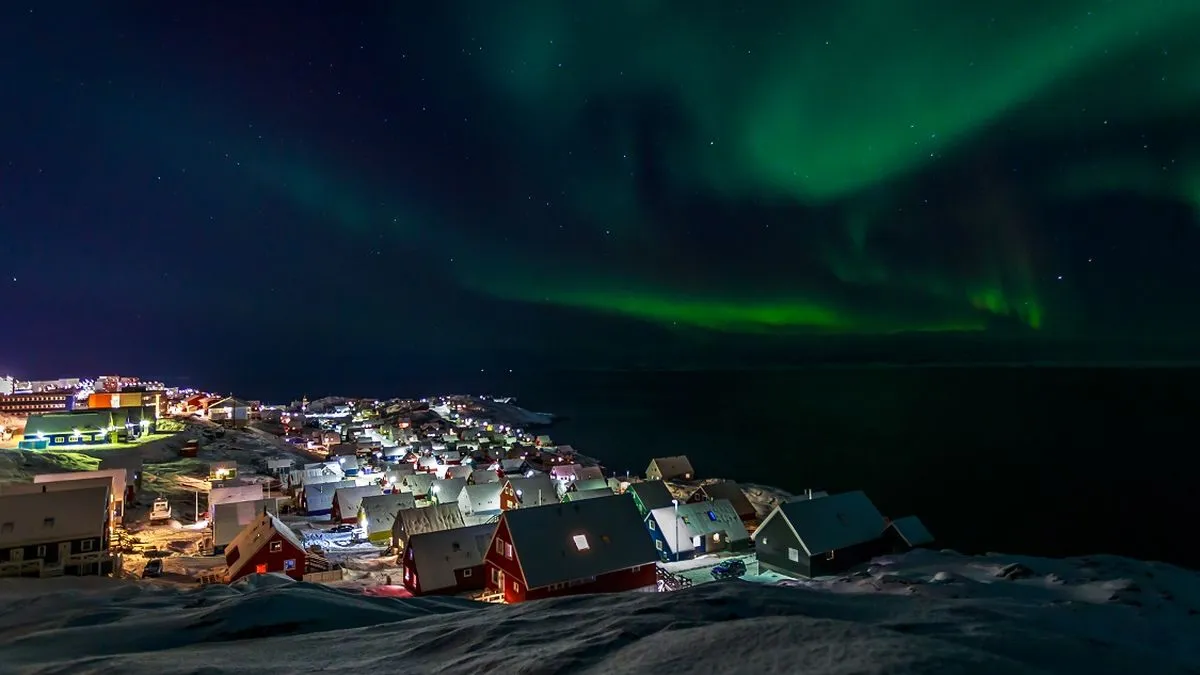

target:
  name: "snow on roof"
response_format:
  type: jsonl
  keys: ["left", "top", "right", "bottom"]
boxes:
{"left": 501, "top": 494, "right": 657, "bottom": 590}
{"left": 627, "top": 480, "right": 674, "bottom": 511}
{"left": 498, "top": 459, "right": 527, "bottom": 473}
{"left": 469, "top": 470, "right": 500, "bottom": 484}
{"left": 209, "top": 484, "right": 265, "bottom": 510}
{"left": 889, "top": 516, "right": 935, "bottom": 547}
{"left": 406, "top": 523, "right": 496, "bottom": 593}
{"left": 334, "top": 485, "right": 383, "bottom": 518}
{"left": 458, "top": 483, "right": 503, "bottom": 515}
{"left": 402, "top": 473, "right": 434, "bottom": 495}
{"left": 444, "top": 465, "right": 473, "bottom": 480}
{"left": 34, "top": 469, "right": 127, "bottom": 502}
{"left": 394, "top": 503, "right": 464, "bottom": 539}
{"left": 416, "top": 456, "right": 439, "bottom": 469}
{"left": 265, "top": 457, "right": 294, "bottom": 470}
{"left": 693, "top": 481, "right": 755, "bottom": 518}
{"left": 760, "top": 490, "right": 886, "bottom": 556}
{"left": 361, "top": 493, "right": 417, "bottom": 534}
{"left": 569, "top": 479, "right": 610, "bottom": 493}
{"left": 648, "top": 498, "right": 750, "bottom": 554}
{"left": 576, "top": 466, "right": 604, "bottom": 481}
{"left": 0, "top": 485, "right": 109, "bottom": 547}
{"left": 550, "top": 464, "right": 583, "bottom": 480}
{"left": 304, "top": 480, "right": 356, "bottom": 512}
{"left": 213, "top": 498, "right": 278, "bottom": 547}
{"left": 503, "top": 474, "right": 557, "bottom": 507}
{"left": 211, "top": 397, "right": 252, "bottom": 409}
{"left": 226, "top": 513, "right": 304, "bottom": 579}
{"left": 430, "top": 478, "right": 467, "bottom": 502}
{"left": 647, "top": 456, "right": 694, "bottom": 479}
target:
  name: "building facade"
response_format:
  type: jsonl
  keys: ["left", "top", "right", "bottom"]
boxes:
{"left": 0, "top": 391, "right": 77, "bottom": 415}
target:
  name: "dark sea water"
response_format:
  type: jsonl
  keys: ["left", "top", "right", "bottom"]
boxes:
{"left": 415, "top": 366, "right": 1198, "bottom": 570}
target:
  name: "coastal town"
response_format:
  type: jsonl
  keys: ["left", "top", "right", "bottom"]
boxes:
{"left": 0, "top": 373, "right": 936, "bottom": 601}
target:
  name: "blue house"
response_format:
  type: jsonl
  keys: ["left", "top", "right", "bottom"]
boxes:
{"left": 645, "top": 498, "right": 752, "bottom": 562}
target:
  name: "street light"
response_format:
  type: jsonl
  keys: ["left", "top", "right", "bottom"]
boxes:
{"left": 671, "top": 499, "right": 679, "bottom": 562}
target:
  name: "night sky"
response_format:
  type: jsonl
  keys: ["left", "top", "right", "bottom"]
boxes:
{"left": 4, "top": 2, "right": 1200, "bottom": 391}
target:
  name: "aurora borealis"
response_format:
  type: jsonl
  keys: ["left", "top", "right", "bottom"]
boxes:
{"left": 5, "top": 2, "right": 1200, "bottom": 377}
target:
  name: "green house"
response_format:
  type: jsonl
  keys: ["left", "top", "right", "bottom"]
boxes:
{"left": 627, "top": 480, "right": 675, "bottom": 517}
{"left": 24, "top": 411, "right": 119, "bottom": 445}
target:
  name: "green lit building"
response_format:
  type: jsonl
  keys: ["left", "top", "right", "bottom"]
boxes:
{"left": 23, "top": 411, "right": 120, "bottom": 446}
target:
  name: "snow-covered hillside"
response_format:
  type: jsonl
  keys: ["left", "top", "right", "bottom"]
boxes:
{"left": 2, "top": 549, "right": 1197, "bottom": 674}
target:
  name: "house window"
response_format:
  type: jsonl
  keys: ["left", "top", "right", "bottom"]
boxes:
{"left": 463, "top": 568, "right": 472, "bottom": 577}
{"left": 43, "top": 517, "right": 55, "bottom": 528}
{"left": 255, "top": 563, "right": 268, "bottom": 574}
{"left": 36, "top": 545, "right": 46, "bottom": 558}
{"left": 512, "top": 581, "right": 520, "bottom": 593}
{"left": 572, "top": 534, "right": 589, "bottom": 551}
{"left": 788, "top": 547, "right": 799, "bottom": 562}
{"left": 81, "top": 539, "right": 94, "bottom": 552}
{"left": 283, "top": 559, "right": 296, "bottom": 570}
{"left": 826, "top": 551, "right": 836, "bottom": 561}
{"left": 655, "top": 540, "right": 662, "bottom": 551}
{"left": 504, "top": 542, "right": 513, "bottom": 559}
{"left": 495, "top": 539, "right": 504, "bottom": 554}
{"left": 490, "top": 567, "right": 499, "bottom": 584}
{"left": 270, "top": 541, "right": 283, "bottom": 553}
{"left": 648, "top": 520, "right": 655, "bottom": 531}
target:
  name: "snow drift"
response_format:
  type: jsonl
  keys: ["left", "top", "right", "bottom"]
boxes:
{"left": 1, "top": 549, "right": 1198, "bottom": 674}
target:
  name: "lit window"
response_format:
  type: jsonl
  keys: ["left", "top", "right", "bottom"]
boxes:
{"left": 505, "top": 542, "right": 513, "bottom": 559}
{"left": 513, "top": 581, "right": 520, "bottom": 592}
{"left": 572, "top": 534, "right": 589, "bottom": 551}
{"left": 495, "top": 539, "right": 504, "bottom": 554}
{"left": 270, "top": 541, "right": 283, "bottom": 553}
{"left": 283, "top": 558, "right": 296, "bottom": 570}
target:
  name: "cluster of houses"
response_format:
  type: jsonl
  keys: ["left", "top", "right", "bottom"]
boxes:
{"left": 259, "top": 428, "right": 935, "bottom": 602}
{"left": 0, "top": 455, "right": 142, "bottom": 578}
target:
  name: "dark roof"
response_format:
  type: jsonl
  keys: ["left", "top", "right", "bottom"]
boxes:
{"left": 756, "top": 490, "right": 885, "bottom": 556}
{"left": 25, "top": 412, "right": 116, "bottom": 436}
{"left": 501, "top": 493, "right": 657, "bottom": 589}
{"left": 695, "top": 481, "right": 755, "bottom": 518}
{"left": 888, "top": 516, "right": 935, "bottom": 547}
{"left": 408, "top": 523, "right": 495, "bottom": 592}
{"left": 627, "top": 480, "right": 674, "bottom": 511}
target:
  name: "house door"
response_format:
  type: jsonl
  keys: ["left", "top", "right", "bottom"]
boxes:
{"left": 58, "top": 542, "right": 71, "bottom": 564}
{"left": 497, "top": 570, "right": 505, "bottom": 594}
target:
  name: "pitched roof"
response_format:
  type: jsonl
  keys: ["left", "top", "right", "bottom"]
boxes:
{"left": 549, "top": 464, "right": 583, "bottom": 480}
{"left": 25, "top": 412, "right": 116, "bottom": 436}
{"left": 394, "top": 503, "right": 464, "bottom": 537}
{"left": 648, "top": 498, "right": 751, "bottom": 554}
{"left": 757, "top": 490, "right": 886, "bottom": 556}
{"left": 576, "top": 466, "right": 604, "bottom": 481}
{"left": 402, "top": 473, "right": 435, "bottom": 494}
{"left": 444, "top": 465, "right": 473, "bottom": 480}
{"left": 303, "top": 480, "right": 355, "bottom": 511}
{"left": 33, "top": 469, "right": 127, "bottom": 503}
{"left": 209, "top": 484, "right": 265, "bottom": 509}
{"left": 566, "top": 488, "right": 616, "bottom": 502}
{"left": 501, "top": 494, "right": 657, "bottom": 589}
{"left": 406, "top": 523, "right": 496, "bottom": 592}
{"left": 0, "top": 485, "right": 109, "bottom": 547}
{"left": 627, "top": 480, "right": 674, "bottom": 511}
{"left": 469, "top": 469, "right": 500, "bottom": 484}
{"left": 504, "top": 474, "right": 557, "bottom": 507}
{"left": 360, "top": 493, "right": 417, "bottom": 534}
{"left": 888, "top": 515, "right": 935, "bottom": 547}
{"left": 430, "top": 477, "right": 467, "bottom": 502}
{"left": 569, "top": 478, "right": 610, "bottom": 493}
{"left": 212, "top": 498, "right": 278, "bottom": 547}
{"left": 226, "top": 513, "right": 304, "bottom": 579}
{"left": 648, "top": 455, "right": 693, "bottom": 478}
{"left": 694, "top": 481, "right": 755, "bottom": 518}
{"left": 458, "top": 483, "right": 503, "bottom": 514}
{"left": 334, "top": 485, "right": 383, "bottom": 518}
{"left": 211, "top": 397, "right": 252, "bottom": 408}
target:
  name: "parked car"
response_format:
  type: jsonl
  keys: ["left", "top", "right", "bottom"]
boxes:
{"left": 141, "top": 559, "right": 164, "bottom": 578}
{"left": 329, "top": 524, "right": 355, "bottom": 534}
{"left": 710, "top": 559, "right": 747, "bottom": 580}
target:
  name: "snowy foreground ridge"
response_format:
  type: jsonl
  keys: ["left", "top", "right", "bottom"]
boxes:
{"left": 2, "top": 549, "right": 1198, "bottom": 674}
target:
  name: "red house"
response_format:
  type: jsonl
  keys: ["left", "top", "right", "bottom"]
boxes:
{"left": 401, "top": 523, "right": 495, "bottom": 596}
{"left": 484, "top": 494, "right": 658, "bottom": 603}
{"left": 499, "top": 474, "right": 557, "bottom": 511}
{"left": 224, "top": 513, "right": 307, "bottom": 583}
